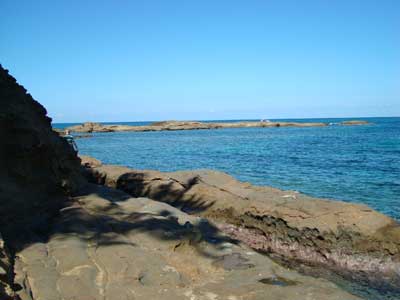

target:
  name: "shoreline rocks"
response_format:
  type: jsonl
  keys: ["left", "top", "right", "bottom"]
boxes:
{"left": 64, "top": 120, "right": 361, "bottom": 133}
{"left": 81, "top": 157, "right": 400, "bottom": 294}
{"left": 1, "top": 65, "right": 364, "bottom": 300}
{"left": 13, "top": 184, "right": 361, "bottom": 300}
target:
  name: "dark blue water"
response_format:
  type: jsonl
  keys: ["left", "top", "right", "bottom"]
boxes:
{"left": 56, "top": 117, "right": 400, "bottom": 221}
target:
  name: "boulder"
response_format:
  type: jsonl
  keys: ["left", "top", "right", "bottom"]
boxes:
{"left": 79, "top": 155, "right": 102, "bottom": 168}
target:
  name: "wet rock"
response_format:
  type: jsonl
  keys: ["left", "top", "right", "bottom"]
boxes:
{"left": 68, "top": 122, "right": 115, "bottom": 133}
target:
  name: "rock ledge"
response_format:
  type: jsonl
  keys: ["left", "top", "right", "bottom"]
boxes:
{"left": 81, "top": 156, "right": 400, "bottom": 292}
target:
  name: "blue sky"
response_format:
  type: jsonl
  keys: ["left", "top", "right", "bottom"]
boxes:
{"left": 1, "top": 0, "right": 399, "bottom": 122}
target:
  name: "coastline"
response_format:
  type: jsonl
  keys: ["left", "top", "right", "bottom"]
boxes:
{"left": 63, "top": 120, "right": 370, "bottom": 133}
{"left": 80, "top": 155, "right": 400, "bottom": 297}
{"left": 2, "top": 65, "right": 366, "bottom": 300}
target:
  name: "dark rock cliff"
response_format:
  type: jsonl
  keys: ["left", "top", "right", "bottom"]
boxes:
{"left": 0, "top": 65, "right": 86, "bottom": 298}
{"left": 0, "top": 65, "right": 84, "bottom": 242}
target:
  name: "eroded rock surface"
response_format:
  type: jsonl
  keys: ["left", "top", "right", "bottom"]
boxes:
{"left": 14, "top": 184, "right": 360, "bottom": 300}
{"left": 82, "top": 158, "right": 400, "bottom": 292}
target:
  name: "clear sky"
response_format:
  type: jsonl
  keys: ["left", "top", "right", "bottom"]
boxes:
{"left": 1, "top": 0, "right": 399, "bottom": 122}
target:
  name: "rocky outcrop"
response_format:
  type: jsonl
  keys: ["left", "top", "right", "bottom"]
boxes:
{"left": 66, "top": 120, "right": 331, "bottom": 133}
{"left": 0, "top": 65, "right": 85, "bottom": 238}
{"left": 66, "top": 122, "right": 115, "bottom": 133}
{"left": 80, "top": 155, "right": 102, "bottom": 168}
{"left": 81, "top": 158, "right": 400, "bottom": 293}
{"left": 0, "top": 65, "right": 86, "bottom": 298}
{"left": 340, "top": 120, "right": 370, "bottom": 126}
{"left": 66, "top": 120, "right": 370, "bottom": 133}
{"left": 13, "top": 184, "right": 360, "bottom": 300}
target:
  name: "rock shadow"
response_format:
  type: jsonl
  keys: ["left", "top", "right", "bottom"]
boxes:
{"left": 11, "top": 183, "right": 238, "bottom": 263}
{"left": 114, "top": 172, "right": 216, "bottom": 214}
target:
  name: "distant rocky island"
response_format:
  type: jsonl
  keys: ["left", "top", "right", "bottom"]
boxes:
{"left": 63, "top": 119, "right": 370, "bottom": 133}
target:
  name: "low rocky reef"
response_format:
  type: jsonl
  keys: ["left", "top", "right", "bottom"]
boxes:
{"left": 81, "top": 156, "right": 400, "bottom": 295}
{"left": 340, "top": 120, "right": 370, "bottom": 125}
{"left": 0, "top": 234, "right": 13, "bottom": 298}
{"left": 65, "top": 119, "right": 370, "bottom": 133}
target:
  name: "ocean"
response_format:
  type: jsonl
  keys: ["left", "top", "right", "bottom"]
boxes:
{"left": 54, "top": 117, "right": 400, "bottom": 221}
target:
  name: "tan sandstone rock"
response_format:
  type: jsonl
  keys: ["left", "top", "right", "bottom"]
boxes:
{"left": 14, "top": 184, "right": 361, "bottom": 300}
{"left": 83, "top": 162, "right": 400, "bottom": 292}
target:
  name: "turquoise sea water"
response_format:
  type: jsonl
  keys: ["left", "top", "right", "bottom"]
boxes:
{"left": 54, "top": 117, "right": 400, "bottom": 221}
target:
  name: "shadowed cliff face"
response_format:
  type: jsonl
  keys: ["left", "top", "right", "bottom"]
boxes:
{"left": 0, "top": 65, "right": 85, "bottom": 243}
